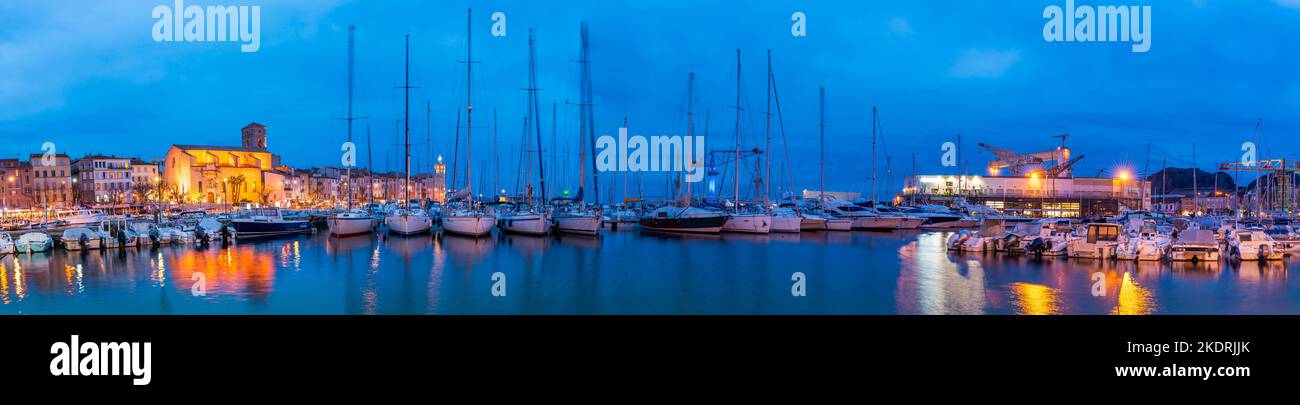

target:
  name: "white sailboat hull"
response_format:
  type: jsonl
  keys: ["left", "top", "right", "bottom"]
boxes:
{"left": 500, "top": 214, "right": 551, "bottom": 235}
{"left": 554, "top": 215, "right": 601, "bottom": 235}
{"left": 328, "top": 216, "right": 374, "bottom": 237}
{"left": 826, "top": 219, "right": 853, "bottom": 231}
{"left": 722, "top": 215, "right": 771, "bottom": 234}
{"left": 771, "top": 216, "right": 803, "bottom": 233}
{"left": 852, "top": 216, "right": 903, "bottom": 230}
{"left": 385, "top": 214, "right": 433, "bottom": 235}
{"left": 443, "top": 216, "right": 495, "bottom": 237}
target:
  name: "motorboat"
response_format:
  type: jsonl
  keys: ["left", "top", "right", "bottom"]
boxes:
{"left": 947, "top": 218, "right": 1006, "bottom": 252}
{"left": 56, "top": 209, "right": 108, "bottom": 226}
{"left": 1117, "top": 220, "right": 1169, "bottom": 261}
{"left": 230, "top": 208, "right": 314, "bottom": 239}
{"left": 131, "top": 222, "right": 165, "bottom": 246}
{"left": 0, "top": 232, "right": 13, "bottom": 255}
{"left": 1021, "top": 220, "right": 1073, "bottom": 257}
{"left": 1067, "top": 223, "right": 1125, "bottom": 259}
{"left": 61, "top": 227, "right": 105, "bottom": 251}
{"left": 639, "top": 205, "right": 728, "bottom": 234}
{"left": 328, "top": 209, "right": 376, "bottom": 237}
{"left": 1169, "top": 229, "right": 1220, "bottom": 263}
{"left": 824, "top": 200, "right": 898, "bottom": 231}
{"left": 1224, "top": 229, "right": 1285, "bottom": 262}
{"left": 196, "top": 218, "right": 225, "bottom": 242}
{"left": 875, "top": 206, "right": 925, "bottom": 229}
{"left": 909, "top": 205, "right": 979, "bottom": 229}
{"left": 15, "top": 232, "right": 53, "bottom": 253}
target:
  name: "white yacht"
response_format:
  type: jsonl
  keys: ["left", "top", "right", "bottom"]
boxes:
{"left": 721, "top": 209, "right": 772, "bottom": 234}
{"left": 1067, "top": 223, "right": 1125, "bottom": 259}
{"left": 1224, "top": 229, "right": 1285, "bottom": 261}
{"left": 57, "top": 209, "right": 108, "bottom": 226}
{"left": 1170, "top": 229, "right": 1220, "bottom": 263}
{"left": 443, "top": 207, "right": 496, "bottom": 237}
{"left": 909, "top": 205, "right": 979, "bottom": 229}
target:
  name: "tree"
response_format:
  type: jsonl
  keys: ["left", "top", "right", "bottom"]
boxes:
{"left": 132, "top": 182, "right": 153, "bottom": 203}
{"left": 226, "top": 174, "right": 247, "bottom": 204}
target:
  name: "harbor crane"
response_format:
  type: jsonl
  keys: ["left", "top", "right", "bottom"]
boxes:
{"left": 979, "top": 140, "right": 1079, "bottom": 177}
{"left": 1218, "top": 159, "right": 1300, "bottom": 214}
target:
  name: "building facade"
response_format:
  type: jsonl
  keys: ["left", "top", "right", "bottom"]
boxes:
{"left": 164, "top": 122, "right": 283, "bottom": 205}
{"left": 73, "top": 155, "right": 133, "bottom": 205}
{"left": 903, "top": 175, "right": 1151, "bottom": 218}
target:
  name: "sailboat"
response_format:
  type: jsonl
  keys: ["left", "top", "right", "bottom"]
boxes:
{"left": 552, "top": 22, "right": 602, "bottom": 236}
{"left": 719, "top": 50, "right": 771, "bottom": 234}
{"left": 499, "top": 29, "right": 551, "bottom": 236}
{"left": 639, "top": 71, "right": 729, "bottom": 234}
{"left": 763, "top": 50, "right": 801, "bottom": 233}
{"left": 813, "top": 86, "right": 852, "bottom": 232}
{"left": 383, "top": 34, "right": 434, "bottom": 235}
{"left": 329, "top": 25, "right": 377, "bottom": 237}
{"left": 442, "top": 8, "right": 496, "bottom": 237}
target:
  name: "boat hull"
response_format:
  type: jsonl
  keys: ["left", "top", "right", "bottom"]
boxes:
{"left": 852, "top": 216, "right": 903, "bottom": 231}
{"left": 443, "top": 216, "right": 495, "bottom": 237}
{"left": 328, "top": 216, "right": 375, "bottom": 236}
{"left": 722, "top": 215, "right": 772, "bottom": 234}
{"left": 385, "top": 215, "right": 433, "bottom": 235}
{"left": 500, "top": 214, "right": 551, "bottom": 235}
{"left": 639, "top": 215, "right": 728, "bottom": 234}
{"left": 554, "top": 215, "right": 601, "bottom": 235}
{"left": 231, "top": 221, "right": 314, "bottom": 239}
{"left": 770, "top": 216, "right": 802, "bottom": 233}
{"left": 825, "top": 219, "right": 853, "bottom": 231}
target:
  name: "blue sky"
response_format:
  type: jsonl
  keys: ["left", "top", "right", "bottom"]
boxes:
{"left": 2, "top": 0, "right": 1299, "bottom": 199}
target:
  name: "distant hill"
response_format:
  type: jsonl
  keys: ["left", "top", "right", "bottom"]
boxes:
{"left": 1146, "top": 168, "right": 1236, "bottom": 196}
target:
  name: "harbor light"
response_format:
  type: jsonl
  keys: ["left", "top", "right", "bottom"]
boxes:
{"left": 1117, "top": 170, "right": 1132, "bottom": 181}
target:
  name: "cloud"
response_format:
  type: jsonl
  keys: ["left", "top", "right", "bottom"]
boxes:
{"left": 1278, "top": 0, "right": 1300, "bottom": 10}
{"left": 948, "top": 49, "right": 1021, "bottom": 79}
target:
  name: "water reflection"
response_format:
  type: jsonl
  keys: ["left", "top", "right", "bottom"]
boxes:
{"left": 0, "top": 229, "right": 1296, "bottom": 314}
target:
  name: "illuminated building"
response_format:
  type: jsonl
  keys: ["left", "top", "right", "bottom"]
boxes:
{"left": 163, "top": 122, "right": 285, "bottom": 204}
{"left": 902, "top": 174, "right": 1151, "bottom": 218}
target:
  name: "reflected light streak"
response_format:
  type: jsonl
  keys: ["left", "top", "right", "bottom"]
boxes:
{"left": 1111, "top": 272, "right": 1156, "bottom": 315}
{"left": 1008, "top": 282, "right": 1060, "bottom": 315}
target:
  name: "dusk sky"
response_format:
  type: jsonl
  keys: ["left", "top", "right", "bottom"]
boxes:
{"left": 3, "top": 0, "right": 1299, "bottom": 199}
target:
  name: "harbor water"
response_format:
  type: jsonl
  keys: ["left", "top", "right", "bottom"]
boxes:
{"left": 1, "top": 229, "right": 1296, "bottom": 314}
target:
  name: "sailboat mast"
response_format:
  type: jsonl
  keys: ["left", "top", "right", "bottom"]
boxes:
{"left": 367, "top": 124, "right": 373, "bottom": 205}
{"left": 819, "top": 86, "right": 825, "bottom": 201}
{"left": 764, "top": 49, "right": 772, "bottom": 202}
{"left": 580, "top": 22, "right": 599, "bottom": 205}
{"left": 345, "top": 25, "right": 355, "bottom": 210}
{"left": 871, "top": 106, "right": 877, "bottom": 205}
{"left": 464, "top": 8, "right": 475, "bottom": 205}
{"left": 733, "top": 49, "right": 741, "bottom": 211}
{"left": 685, "top": 72, "right": 694, "bottom": 205}
{"left": 493, "top": 108, "right": 499, "bottom": 198}
{"left": 402, "top": 34, "right": 411, "bottom": 206}
{"left": 528, "top": 29, "right": 547, "bottom": 205}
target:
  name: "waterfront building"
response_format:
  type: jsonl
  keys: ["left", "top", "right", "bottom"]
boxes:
{"left": 902, "top": 174, "right": 1151, "bottom": 218}
{"left": 73, "top": 154, "right": 133, "bottom": 205}
{"left": 26, "top": 153, "right": 74, "bottom": 209}
{"left": 163, "top": 122, "right": 283, "bottom": 204}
